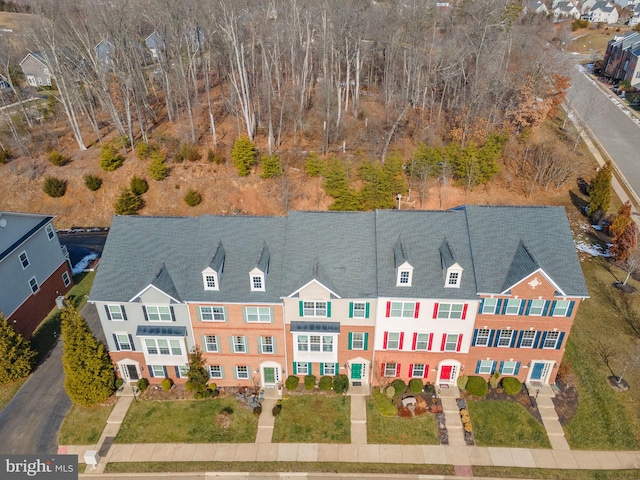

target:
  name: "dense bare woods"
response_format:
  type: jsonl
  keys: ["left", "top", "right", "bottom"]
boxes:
{"left": 2, "top": 0, "right": 570, "bottom": 164}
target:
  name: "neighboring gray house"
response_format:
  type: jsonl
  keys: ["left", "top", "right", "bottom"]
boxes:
{"left": 19, "top": 52, "right": 51, "bottom": 88}
{"left": 554, "top": 1, "right": 582, "bottom": 18}
{"left": 95, "top": 39, "right": 116, "bottom": 69}
{"left": 0, "top": 74, "right": 10, "bottom": 91}
{"left": 145, "top": 31, "right": 165, "bottom": 61}
{"left": 524, "top": 0, "right": 550, "bottom": 15}
{"left": 0, "top": 211, "right": 73, "bottom": 337}
{"left": 590, "top": 1, "right": 620, "bottom": 22}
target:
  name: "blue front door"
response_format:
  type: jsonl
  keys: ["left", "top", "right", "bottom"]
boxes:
{"left": 531, "top": 362, "right": 545, "bottom": 380}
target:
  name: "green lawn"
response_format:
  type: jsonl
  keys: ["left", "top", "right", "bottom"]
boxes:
{"left": 58, "top": 403, "right": 114, "bottom": 445}
{"left": 562, "top": 257, "right": 640, "bottom": 450}
{"left": 367, "top": 397, "right": 439, "bottom": 445}
{"left": 115, "top": 398, "right": 258, "bottom": 443}
{"left": 467, "top": 400, "right": 551, "bottom": 448}
{"left": 272, "top": 395, "right": 350, "bottom": 443}
{"left": 0, "top": 378, "right": 27, "bottom": 412}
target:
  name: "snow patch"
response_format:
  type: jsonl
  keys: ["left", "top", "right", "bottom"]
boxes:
{"left": 575, "top": 240, "right": 610, "bottom": 257}
{"left": 72, "top": 253, "right": 98, "bottom": 274}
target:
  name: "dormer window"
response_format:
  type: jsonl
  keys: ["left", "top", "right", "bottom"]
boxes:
{"left": 445, "top": 267, "right": 462, "bottom": 288}
{"left": 394, "top": 237, "right": 412, "bottom": 287}
{"left": 396, "top": 264, "right": 413, "bottom": 287}
{"left": 202, "top": 268, "right": 219, "bottom": 291}
{"left": 250, "top": 267, "right": 265, "bottom": 291}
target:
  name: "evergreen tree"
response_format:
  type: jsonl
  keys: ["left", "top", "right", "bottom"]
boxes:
{"left": 231, "top": 136, "right": 258, "bottom": 177}
{"left": 359, "top": 152, "right": 406, "bottom": 210}
{"left": 0, "top": 314, "right": 36, "bottom": 384}
{"left": 260, "top": 154, "right": 282, "bottom": 178}
{"left": 610, "top": 202, "right": 638, "bottom": 262}
{"left": 114, "top": 187, "right": 143, "bottom": 215}
{"left": 304, "top": 152, "right": 324, "bottom": 177}
{"left": 587, "top": 162, "right": 612, "bottom": 218}
{"left": 185, "top": 347, "right": 209, "bottom": 393}
{"left": 61, "top": 307, "right": 115, "bottom": 406}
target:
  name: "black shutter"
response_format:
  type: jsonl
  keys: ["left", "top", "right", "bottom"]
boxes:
{"left": 104, "top": 305, "right": 112, "bottom": 320}
{"left": 142, "top": 306, "right": 148, "bottom": 321}
{"left": 121, "top": 306, "right": 128, "bottom": 321}
{"left": 112, "top": 333, "right": 120, "bottom": 351}
{"left": 170, "top": 306, "right": 176, "bottom": 321}
{"left": 128, "top": 334, "right": 135, "bottom": 351}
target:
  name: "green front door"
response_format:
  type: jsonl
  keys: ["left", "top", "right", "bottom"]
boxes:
{"left": 264, "top": 367, "right": 276, "bottom": 383}
{"left": 351, "top": 363, "right": 362, "bottom": 380}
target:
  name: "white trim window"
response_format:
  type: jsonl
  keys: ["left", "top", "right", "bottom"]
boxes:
{"left": 146, "top": 306, "right": 172, "bottom": 322}
{"left": 296, "top": 362, "right": 309, "bottom": 375}
{"left": 204, "top": 335, "right": 218, "bottom": 353}
{"left": 481, "top": 298, "right": 498, "bottom": 314}
{"left": 504, "top": 299, "right": 522, "bottom": 315}
{"left": 520, "top": 331, "right": 536, "bottom": 348}
{"left": 251, "top": 274, "right": 265, "bottom": 292}
{"left": 351, "top": 332, "right": 365, "bottom": 350}
{"left": 150, "top": 365, "right": 166, "bottom": 377}
{"left": 208, "top": 365, "right": 222, "bottom": 379}
{"left": 478, "top": 360, "right": 494, "bottom": 374}
{"left": 45, "top": 224, "right": 55, "bottom": 240}
{"left": 323, "top": 363, "right": 336, "bottom": 375}
{"left": 552, "top": 301, "right": 570, "bottom": 317}
{"left": 352, "top": 302, "right": 367, "bottom": 318}
{"left": 543, "top": 331, "right": 561, "bottom": 349}
{"left": 19, "top": 251, "right": 29, "bottom": 269}
{"left": 202, "top": 271, "right": 219, "bottom": 291}
{"left": 260, "top": 336, "right": 274, "bottom": 354}
{"left": 245, "top": 307, "right": 271, "bottom": 323}
{"left": 412, "top": 364, "right": 426, "bottom": 378}
{"left": 497, "top": 330, "right": 514, "bottom": 347}
{"left": 303, "top": 301, "right": 327, "bottom": 317}
{"left": 106, "top": 304, "right": 125, "bottom": 321}
{"left": 176, "top": 365, "right": 189, "bottom": 378}
{"left": 28, "top": 277, "right": 39, "bottom": 294}
{"left": 144, "top": 338, "right": 182, "bottom": 356}
{"left": 390, "top": 301, "right": 416, "bottom": 318}
{"left": 437, "top": 303, "right": 464, "bottom": 319}
{"left": 398, "top": 269, "right": 412, "bottom": 286}
{"left": 528, "top": 300, "right": 546, "bottom": 316}
{"left": 501, "top": 361, "right": 518, "bottom": 375}
{"left": 475, "top": 328, "right": 491, "bottom": 347}
{"left": 62, "top": 271, "right": 71, "bottom": 287}
{"left": 232, "top": 336, "right": 247, "bottom": 353}
{"left": 235, "top": 366, "right": 250, "bottom": 379}
{"left": 296, "top": 334, "right": 333, "bottom": 352}
{"left": 384, "top": 362, "right": 398, "bottom": 377}
{"left": 386, "top": 332, "right": 401, "bottom": 350}
{"left": 414, "top": 333, "right": 430, "bottom": 351}
{"left": 114, "top": 333, "right": 132, "bottom": 350}
{"left": 443, "top": 334, "right": 460, "bottom": 352}
{"left": 199, "top": 306, "right": 225, "bottom": 322}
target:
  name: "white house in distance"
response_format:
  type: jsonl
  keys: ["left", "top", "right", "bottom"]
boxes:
{"left": 553, "top": 2, "right": 581, "bottom": 19}
{"left": 524, "top": 0, "right": 550, "bottom": 15}
{"left": 19, "top": 52, "right": 52, "bottom": 88}
{"left": 590, "top": 1, "right": 620, "bottom": 23}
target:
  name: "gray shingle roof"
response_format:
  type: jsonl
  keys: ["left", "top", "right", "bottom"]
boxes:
{"left": 90, "top": 207, "right": 588, "bottom": 305}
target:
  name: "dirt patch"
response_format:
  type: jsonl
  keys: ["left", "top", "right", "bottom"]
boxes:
{"left": 139, "top": 384, "right": 195, "bottom": 401}
{"left": 552, "top": 370, "right": 580, "bottom": 426}
{"left": 215, "top": 413, "right": 231, "bottom": 429}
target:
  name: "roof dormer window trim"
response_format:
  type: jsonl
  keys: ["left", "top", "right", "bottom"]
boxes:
{"left": 251, "top": 273, "right": 265, "bottom": 292}
{"left": 396, "top": 264, "right": 413, "bottom": 287}
{"left": 445, "top": 267, "right": 463, "bottom": 288}
{"left": 202, "top": 271, "right": 219, "bottom": 291}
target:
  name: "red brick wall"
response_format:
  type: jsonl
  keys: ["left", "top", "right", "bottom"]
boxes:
{"left": 8, "top": 262, "right": 73, "bottom": 337}
{"left": 373, "top": 351, "right": 469, "bottom": 385}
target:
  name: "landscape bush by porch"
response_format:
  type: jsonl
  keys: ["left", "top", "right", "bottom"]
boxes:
{"left": 409, "top": 379, "right": 423, "bottom": 394}
{"left": 318, "top": 376, "right": 333, "bottom": 391}
{"left": 391, "top": 379, "right": 407, "bottom": 395}
{"left": 285, "top": 375, "right": 299, "bottom": 391}
{"left": 457, "top": 375, "right": 469, "bottom": 390}
{"left": 501, "top": 377, "right": 522, "bottom": 395}
{"left": 466, "top": 376, "right": 488, "bottom": 397}
{"left": 304, "top": 375, "right": 316, "bottom": 390}
{"left": 332, "top": 374, "right": 349, "bottom": 394}
{"left": 161, "top": 378, "right": 173, "bottom": 392}
{"left": 136, "top": 378, "right": 149, "bottom": 392}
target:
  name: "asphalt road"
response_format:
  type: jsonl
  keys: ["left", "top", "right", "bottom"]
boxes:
{"left": 566, "top": 66, "right": 640, "bottom": 199}
{"left": 0, "top": 303, "right": 105, "bottom": 455}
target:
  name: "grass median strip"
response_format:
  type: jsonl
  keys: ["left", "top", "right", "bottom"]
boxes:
{"left": 58, "top": 403, "right": 115, "bottom": 445}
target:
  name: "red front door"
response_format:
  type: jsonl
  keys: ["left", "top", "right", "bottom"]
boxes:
{"left": 440, "top": 365, "right": 452, "bottom": 381}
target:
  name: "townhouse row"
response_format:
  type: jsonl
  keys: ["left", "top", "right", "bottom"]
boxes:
{"left": 89, "top": 206, "right": 588, "bottom": 392}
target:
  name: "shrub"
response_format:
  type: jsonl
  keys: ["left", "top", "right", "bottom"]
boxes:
{"left": 373, "top": 387, "right": 398, "bottom": 416}
{"left": 489, "top": 371, "right": 501, "bottom": 389}
{"left": 208, "top": 382, "right": 217, "bottom": 391}
{"left": 185, "top": 380, "right": 197, "bottom": 391}
{"left": 409, "top": 378, "right": 423, "bottom": 394}
{"left": 201, "top": 389, "right": 211, "bottom": 398}
{"left": 466, "top": 376, "right": 488, "bottom": 397}
{"left": 571, "top": 19, "right": 589, "bottom": 31}
{"left": 272, "top": 399, "right": 282, "bottom": 417}
{"left": 136, "top": 378, "right": 149, "bottom": 392}
{"left": 194, "top": 391, "right": 203, "bottom": 399}
{"left": 231, "top": 136, "right": 258, "bottom": 176}
{"left": 115, "top": 377, "right": 124, "bottom": 389}
{"left": 285, "top": 375, "right": 299, "bottom": 391}
{"left": 303, "top": 374, "right": 316, "bottom": 390}
{"left": 100, "top": 145, "right": 124, "bottom": 171}
{"left": 305, "top": 151, "right": 324, "bottom": 177}
{"left": 0, "top": 148, "right": 11, "bottom": 164}
{"left": 385, "top": 385, "right": 395, "bottom": 399}
{"left": 253, "top": 405, "right": 262, "bottom": 416}
{"left": 424, "top": 382, "right": 436, "bottom": 396}
{"left": 148, "top": 153, "right": 169, "bottom": 181}
{"left": 184, "top": 189, "right": 202, "bottom": 207}
{"left": 161, "top": 378, "right": 173, "bottom": 391}
{"left": 457, "top": 375, "right": 469, "bottom": 390}
{"left": 391, "top": 379, "right": 407, "bottom": 395}
{"left": 502, "top": 377, "right": 522, "bottom": 395}
{"left": 48, "top": 149, "right": 68, "bottom": 166}
{"left": 207, "top": 148, "right": 224, "bottom": 164}
{"left": 260, "top": 154, "right": 282, "bottom": 178}
{"left": 176, "top": 143, "right": 202, "bottom": 162}
{"left": 210, "top": 389, "right": 220, "bottom": 398}
{"left": 333, "top": 373, "right": 349, "bottom": 394}
{"left": 318, "top": 376, "right": 333, "bottom": 391}
{"left": 114, "top": 187, "right": 143, "bottom": 215}
{"left": 84, "top": 174, "right": 102, "bottom": 191}
{"left": 135, "top": 142, "right": 154, "bottom": 160}
{"left": 130, "top": 176, "right": 148, "bottom": 195}
{"left": 43, "top": 177, "right": 67, "bottom": 197}
{"left": 221, "top": 405, "right": 234, "bottom": 415}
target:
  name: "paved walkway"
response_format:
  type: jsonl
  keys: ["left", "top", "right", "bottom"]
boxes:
{"left": 62, "top": 383, "right": 640, "bottom": 476}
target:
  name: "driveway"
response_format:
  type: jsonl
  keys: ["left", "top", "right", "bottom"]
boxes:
{"left": 0, "top": 303, "right": 104, "bottom": 454}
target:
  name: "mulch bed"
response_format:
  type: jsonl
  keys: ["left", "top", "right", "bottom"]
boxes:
{"left": 552, "top": 371, "right": 579, "bottom": 426}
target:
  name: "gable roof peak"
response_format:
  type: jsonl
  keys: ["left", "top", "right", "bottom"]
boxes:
{"left": 500, "top": 239, "right": 540, "bottom": 292}
{"left": 148, "top": 262, "right": 181, "bottom": 302}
